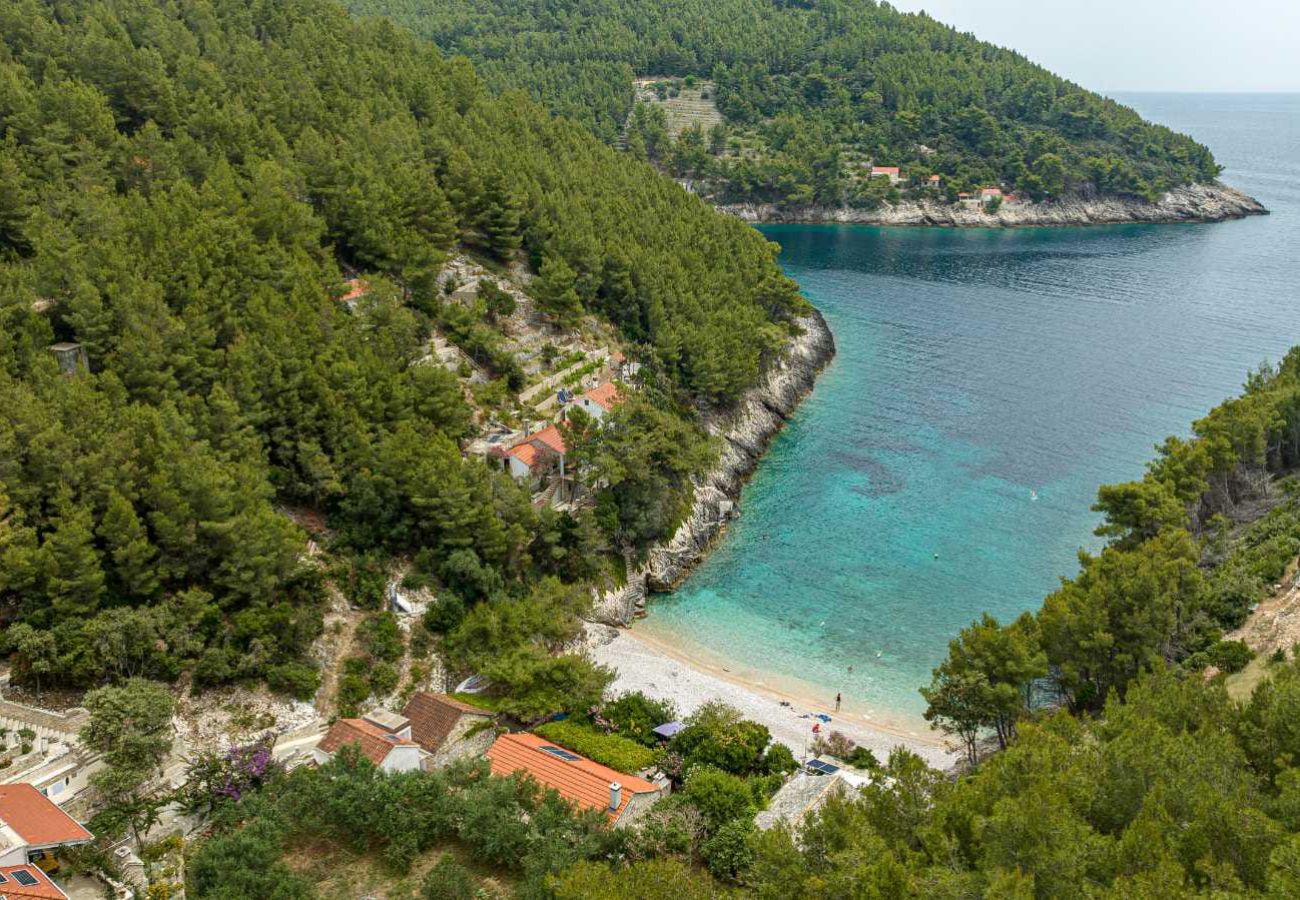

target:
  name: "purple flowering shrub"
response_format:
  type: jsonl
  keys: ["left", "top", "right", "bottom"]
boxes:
{"left": 179, "top": 734, "right": 283, "bottom": 814}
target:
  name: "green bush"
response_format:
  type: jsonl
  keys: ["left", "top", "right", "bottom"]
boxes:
{"left": 534, "top": 720, "right": 657, "bottom": 773}
{"left": 762, "top": 742, "right": 798, "bottom": 775}
{"left": 422, "top": 854, "right": 477, "bottom": 900}
{"left": 357, "top": 612, "right": 405, "bottom": 662}
{"left": 672, "top": 703, "right": 770, "bottom": 776}
{"left": 682, "top": 767, "right": 753, "bottom": 832}
{"left": 702, "top": 818, "right": 756, "bottom": 883}
{"left": 1187, "top": 639, "right": 1255, "bottom": 675}
{"left": 603, "top": 692, "right": 677, "bottom": 746}
{"left": 266, "top": 662, "right": 320, "bottom": 700}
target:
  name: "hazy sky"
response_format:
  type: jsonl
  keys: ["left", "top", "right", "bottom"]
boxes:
{"left": 890, "top": 0, "right": 1300, "bottom": 93}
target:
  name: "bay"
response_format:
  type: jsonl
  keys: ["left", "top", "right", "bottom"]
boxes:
{"left": 642, "top": 92, "right": 1300, "bottom": 724}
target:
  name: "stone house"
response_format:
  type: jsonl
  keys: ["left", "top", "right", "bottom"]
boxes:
{"left": 401, "top": 693, "right": 495, "bottom": 770}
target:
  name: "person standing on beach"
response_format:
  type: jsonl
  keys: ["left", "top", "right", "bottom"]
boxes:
{"left": 835, "top": 692, "right": 842, "bottom": 712}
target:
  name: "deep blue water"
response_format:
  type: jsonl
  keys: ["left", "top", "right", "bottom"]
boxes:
{"left": 644, "top": 93, "right": 1300, "bottom": 724}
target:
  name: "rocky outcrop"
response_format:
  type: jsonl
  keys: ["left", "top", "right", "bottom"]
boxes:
{"left": 589, "top": 309, "right": 835, "bottom": 625}
{"left": 716, "top": 182, "right": 1267, "bottom": 228}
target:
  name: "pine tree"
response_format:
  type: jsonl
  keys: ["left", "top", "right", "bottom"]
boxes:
{"left": 480, "top": 172, "right": 524, "bottom": 260}
{"left": 99, "top": 489, "right": 160, "bottom": 600}
{"left": 41, "top": 494, "right": 106, "bottom": 617}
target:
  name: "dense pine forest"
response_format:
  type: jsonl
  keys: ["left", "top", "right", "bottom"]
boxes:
{"left": 348, "top": 0, "right": 1222, "bottom": 205}
{"left": 0, "top": 0, "right": 805, "bottom": 696}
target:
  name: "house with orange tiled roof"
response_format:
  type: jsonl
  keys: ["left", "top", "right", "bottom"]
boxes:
{"left": 312, "top": 711, "right": 422, "bottom": 773}
{"left": 486, "top": 732, "right": 664, "bottom": 828}
{"left": 0, "top": 863, "right": 69, "bottom": 899}
{"left": 505, "top": 423, "right": 567, "bottom": 482}
{"left": 869, "top": 165, "right": 902, "bottom": 185}
{"left": 402, "top": 693, "right": 496, "bottom": 769}
{"left": 0, "top": 784, "right": 92, "bottom": 870}
{"left": 569, "top": 382, "right": 622, "bottom": 423}
{"left": 338, "top": 278, "right": 369, "bottom": 312}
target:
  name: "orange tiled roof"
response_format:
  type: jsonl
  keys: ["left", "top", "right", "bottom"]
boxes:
{"left": 507, "top": 441, "right": 540, "bottom": 467}
{"left": 0, "top": 864, "right": 67, "bottom": 900}
{"left": 403, "top": 692, "right": 492, "bottom": 753}
{"left": 487, "top": 732, "right": 658, "bottom": 823}
{"left": 529, "top": 424, "right": 566, "bottom": 455}
{"left": 340, "top": 278, "right": 369, "bottom": 303}
{"left": 0, "top": 785, "right": 92, "bottom": 848}
{"left": 579, "top": 383, "right": 622, "bottom": 412}
{"left": 318, "top": 718, "right": 415, "bottom": 766}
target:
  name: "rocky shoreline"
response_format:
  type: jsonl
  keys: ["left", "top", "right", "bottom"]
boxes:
{"left": 590, "top": 308, "right": 836, "bottom": 625}
{"left": 716, "top": 181, "right": 1267, "bottom": 228}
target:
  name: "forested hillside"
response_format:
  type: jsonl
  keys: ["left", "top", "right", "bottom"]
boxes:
{"left": 349, "top": 0, "right": 1222, "bottom": 205}
{"left": 0, "top": 0, "right": 803, "bottom": 694}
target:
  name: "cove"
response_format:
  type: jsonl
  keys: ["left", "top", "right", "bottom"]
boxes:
{"left": 641, "top": 93, "right": 1300, "bottom": 725}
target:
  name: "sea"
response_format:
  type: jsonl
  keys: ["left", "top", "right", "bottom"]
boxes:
{"left": 641, "top": 93, "right": 1300, "bottom": 727}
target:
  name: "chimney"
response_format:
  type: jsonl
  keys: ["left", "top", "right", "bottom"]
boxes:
{"left": 608, "top": 781, "right": 622, "bottom": 812}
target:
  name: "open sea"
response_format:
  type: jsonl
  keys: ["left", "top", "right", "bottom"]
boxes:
{"left": 641, "top": 93, "right": 1300, "bottom": 726}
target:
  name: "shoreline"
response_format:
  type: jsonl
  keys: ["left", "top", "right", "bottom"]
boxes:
{"left": 590, "top": 307, "right": 836, "bottom": 623}
{"left": 587, "top": 623, "right": 956, "bottom": 769}
{"left": 714, "top": 181, "right": 1267, "bottom": 229}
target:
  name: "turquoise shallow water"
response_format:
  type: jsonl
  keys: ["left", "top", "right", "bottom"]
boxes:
{"left": 645, "top": 93, "right": 1300, "bottom": 724}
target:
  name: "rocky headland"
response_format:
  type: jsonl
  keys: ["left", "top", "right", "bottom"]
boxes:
{"left": 590, "top": 308, "right": 836, "bottom": 625}
{"left": 716, "top": 181, "right": 1267, "bottom": 228}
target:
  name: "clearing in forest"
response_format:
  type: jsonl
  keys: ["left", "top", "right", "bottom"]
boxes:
{"left": 632, "top": 77, "right": 724, "bottom": 139}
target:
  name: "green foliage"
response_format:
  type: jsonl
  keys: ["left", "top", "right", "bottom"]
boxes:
{"left": 566, "top": 397, "right": 717, "bottom": 546}
{"left": 534, "top": 720, "right": 657, "bottom": 774}
{"left": 672, "top": 702, "right": 771, "bottom": 777}
{"left": 356, "top": 612, "right": 404, "bottom": 663}
{"left": 549, "top": 859, "right": 725, "bottom": 900}
{"left": 602, "top": 691, "right": 678, "bottom": 746}
{"left": 353, "top": 0, "right": 1223, "bottom": 205}
{"left": 0, "top": 0, "right": 802, "bottom": 692}
{"left": 421, "top": 854, "right": 477, "bottom": 900}
{"left": 1187, "top": 639, "right": 1255, "bottom": 674}
{"left": 701, "top": 818, "right": 756, "bottom": 883}
{"left": 441, "top": 577, "right": 611, "bottom": 720}
{"left": 681, "top": 767, "right": 753, "bottom": 832}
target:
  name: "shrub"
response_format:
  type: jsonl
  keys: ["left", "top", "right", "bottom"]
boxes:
{"left": 682, "top": 767, "right": 753, "bottom": 832}
{"left": 549, "top": 858, "right": 721, "bottom": 900}
{"left": 357, "top": 612, "right": 405, "bottom": 662}
{"left": 1188, "top": 639, "right": 1255, "bottom": 674}
{"left": 602, "top": 692, "right": 677, "bottom": 746}
{"left": 422, "top": 854, "right": 477, "bottom": 900}
{"left": 702, "top": 818, "right": 756, "bottom": 883}
{"left": 423, "top": 594, "right": 467, "bottom": 635}
{"left": 534, "top": 720, "right": 657, "bottom": 773}
{"left": 266, "top": 662, "right": 320, "bottom": 700}
{"left": 762, "top": 742, "right": 798, "bottom": 775}
{"left": 369, "top": 661, "right": 399, "bottom": 697}
{"left": 672, "top": 703, "right": 770, "bottom": 776}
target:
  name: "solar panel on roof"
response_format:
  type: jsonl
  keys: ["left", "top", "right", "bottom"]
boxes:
{"left": 539, "top": 745, "right": 580, "bottom": 761}
{"left": 806, "top": 760, "right": 840, "bottom": 776}
{"left": 12, "top": 869, "right": 38, "bottom": 886}
{"left": 0, "top": 871, "right": 8, "bottom": 883}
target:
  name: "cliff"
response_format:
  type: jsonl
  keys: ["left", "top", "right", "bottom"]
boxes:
{"left": 716, "top": 182, "right": 1267, "bottom": 228}
{"left": 590, "top": 309, "right": 836, "bottom": 625}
